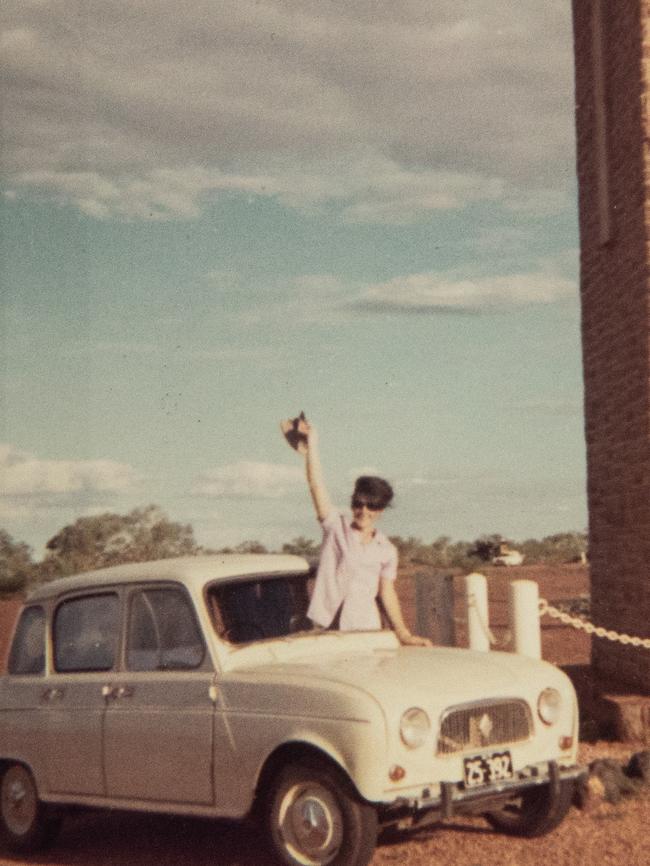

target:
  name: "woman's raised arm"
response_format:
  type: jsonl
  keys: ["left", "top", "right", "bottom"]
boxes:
{"left": 281, "top": 415, "right": 332, "bottom": 521}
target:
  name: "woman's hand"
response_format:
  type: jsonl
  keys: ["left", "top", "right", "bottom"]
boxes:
{"left": 396, "top": 630, "right": 433, "bottom": 647}
{"left": 280, "top": 414, "right": 311, "bottom": 455}
{"left": 379, "top": 580, "right": 433, "bottom": 647}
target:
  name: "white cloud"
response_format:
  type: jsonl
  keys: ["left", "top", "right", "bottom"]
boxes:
{"left": 1, "top": 1, "right": 575, "bottom": 221}
{"left": 0, "top": 443, "right": 140, "bottom": 499}
{"left": 355, "top": 270, "right": 577, "bottom": 313}
{"left": 191, "top": 461, "right": 304, "bottom": 498}
{"left": 222, "top": 261, "right": 578, "bottom": 325}
{"left": 9, "top": 159, "right": 507, "bottom": 224}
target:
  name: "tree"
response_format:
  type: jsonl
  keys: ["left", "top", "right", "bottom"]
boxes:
{"left": 389, "top": 536, "right": 429, "bottom": 562}
{"left": 468, "top": 534, "right": 504, "bottom": 562}
{"left": 0, "top": 530, "right": 34, "bottom": 595}
{"left": 42, "top": 505, "right": 199, "bottom": 577}
{"left": 519, "top": 532, "right": 588, "bottom": 564}
{"left": 281, "top": 537, "right": 320, "bottom": 558}
{"left": 232, "top": 540, "right": 268, "bottom": 554}
{"left": 215, "top": 540, "right": 269, "bottom": 554}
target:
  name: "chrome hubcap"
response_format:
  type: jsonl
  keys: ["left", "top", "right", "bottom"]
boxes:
{"left": 2, "top": 767, "right": 37, "bottom": 835}
{"left": 8, "top": 780, "right": 27, "bottom": 806}
{"left": 292, "top": 796, "right": 332, "bottom": 851}
{"left": 278, "top": 783, "right": 343, "bottom": 865}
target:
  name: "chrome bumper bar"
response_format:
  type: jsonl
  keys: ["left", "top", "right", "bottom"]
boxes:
{"left": 384, "top": 762, "right": 587, "bottom": 827}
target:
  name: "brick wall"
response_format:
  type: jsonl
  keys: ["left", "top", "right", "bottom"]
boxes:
{"left": 573, "top": 0, "right": 650, "bottom": 692}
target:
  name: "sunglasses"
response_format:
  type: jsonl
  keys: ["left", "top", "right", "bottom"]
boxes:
{"left": 351, "top": 498, "right": 383, "bottom": 512}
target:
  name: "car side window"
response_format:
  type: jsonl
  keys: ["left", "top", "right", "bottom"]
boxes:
{"left": 8, "top": 606, "right": 46, "bottom": 675}
{"left": 54, "top": 594, "right": 120, "bottom": 672}
{"left": 127, "top": 587, "right": 205, "bottom": 671}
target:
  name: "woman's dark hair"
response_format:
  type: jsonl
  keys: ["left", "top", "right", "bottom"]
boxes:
{"left": 352, "top": 476, "right": 394, "bottom": 509}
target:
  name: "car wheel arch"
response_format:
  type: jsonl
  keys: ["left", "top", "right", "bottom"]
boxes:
{"left": 0, "top": 760, "right": 63, "bottom": 853}
{"left": 0, "top": 759, "right": 35, "bottom": 785}
{"left": 251, "top": 740, "right": 359, "bottom": 818}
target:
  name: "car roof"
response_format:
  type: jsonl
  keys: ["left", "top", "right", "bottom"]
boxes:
{"left": 26, "top": 554, "right": 313, "bottom": 601}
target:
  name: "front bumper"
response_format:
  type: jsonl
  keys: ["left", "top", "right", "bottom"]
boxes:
{"left": 381, "top": 761, "right": 586, "bottom": 829}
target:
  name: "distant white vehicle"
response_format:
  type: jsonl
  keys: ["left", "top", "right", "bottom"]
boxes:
{"left": 492, "top": 548, "right": 525, "bottom": 567}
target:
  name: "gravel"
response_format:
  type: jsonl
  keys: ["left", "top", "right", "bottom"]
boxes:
{"left": 370, "top": 742, "right": 650, "bottom": 866}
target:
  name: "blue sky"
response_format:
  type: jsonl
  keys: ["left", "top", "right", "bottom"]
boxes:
{"left": 0, "top": 1, "right": 586, "bottom": 556}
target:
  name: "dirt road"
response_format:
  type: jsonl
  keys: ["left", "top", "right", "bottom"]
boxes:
{"left": 0, "top": 741, "right": 646, "bottom": 866}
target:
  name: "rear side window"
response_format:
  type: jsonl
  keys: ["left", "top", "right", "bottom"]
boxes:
{"left": 127, "top": 587, "right": 205, "bottom": 671}
{"left": 54, "top": 594, "right": 120, "bottom": 672}
{"left": 8, "top": 606, "right": 45, "bottom": 675}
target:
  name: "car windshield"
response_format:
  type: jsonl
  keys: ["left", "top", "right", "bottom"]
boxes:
{"left": 207, "top": 572, "right": 316, "bottom": 644}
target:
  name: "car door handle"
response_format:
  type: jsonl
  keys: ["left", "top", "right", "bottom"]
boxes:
{"left": 102, "top": 685, "right": 135, "bottom": 700}
{"left": 41, "top": 687, "right": 65, "bottom": 702}
{"left": 116, "top": 685, "right": 134, "bottom": 699}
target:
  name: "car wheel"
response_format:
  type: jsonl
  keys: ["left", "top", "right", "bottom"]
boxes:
{"left": 0, "top": 764, "right": 61, "bottom": 852}
{"left": 267, "top": 762, "right": 378, "bottom": 866}
{"left": 485, "top": 778, "right": 574, "bottom": 837}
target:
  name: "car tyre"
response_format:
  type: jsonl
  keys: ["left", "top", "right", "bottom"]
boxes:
{"left": 485, "top": 778, "right": 574, "bottom": 837}
{"left": 267, "top": 762, "right": 378, "bottom": 866}
{"left": 0, "top": 763, "right": 62, "bottom": 853}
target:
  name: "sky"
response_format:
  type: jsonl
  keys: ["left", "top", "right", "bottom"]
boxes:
{"left": 0, "top": 1, "right": 587, "bottom": 558}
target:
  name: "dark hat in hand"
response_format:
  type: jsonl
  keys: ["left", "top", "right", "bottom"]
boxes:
{"left": 281, "top": 411, "right": 308, "bottom": 451}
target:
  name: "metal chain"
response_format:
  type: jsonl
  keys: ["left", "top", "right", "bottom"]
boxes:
{"left": 539, "top": 598, "right": 650, "bottom": 650}
{"left": 467, "top": 594, "right": 511, "bottom": 648}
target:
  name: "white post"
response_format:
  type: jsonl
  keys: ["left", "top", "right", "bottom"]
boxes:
{"left": 464, "top": 572, "right": 490, "bottom": 652}
{"left": 509, "top": 579, "right": 542, "bottom": 658}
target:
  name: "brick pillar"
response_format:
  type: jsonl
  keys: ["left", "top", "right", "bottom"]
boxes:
{"left": 573, "top": 0, "right": 650, "bottom": 694}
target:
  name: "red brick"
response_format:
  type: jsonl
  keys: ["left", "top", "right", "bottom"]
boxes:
{"left": 573, "top": 0, "right": 650, "bottom": 692}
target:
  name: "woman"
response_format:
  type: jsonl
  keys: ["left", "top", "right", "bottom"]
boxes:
{"left": 282, "top": 414, "right": 431, "bottom": 646}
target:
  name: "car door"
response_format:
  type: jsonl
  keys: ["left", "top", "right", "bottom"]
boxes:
{"left": 102, "top": 584, "right": 216, "bottom": 805}
{"left": 44, "top": 591, "right": 121, "bottom": 796}
{"left": 2, "top": 605, "right": 48, "bottom": 779}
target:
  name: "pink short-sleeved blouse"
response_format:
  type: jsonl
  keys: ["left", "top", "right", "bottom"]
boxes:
{"left": 307, "top": 508, "right": 398, "bottom": 631}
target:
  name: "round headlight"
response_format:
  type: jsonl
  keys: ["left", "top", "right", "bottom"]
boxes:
{"left": 400, "top": 707, "right": 431, "bottom": 749}
{"left": 537, "top": 688, "right": 562, "bottom": 726}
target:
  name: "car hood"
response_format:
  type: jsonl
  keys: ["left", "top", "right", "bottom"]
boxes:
{"left": 229, "top": 641, "right": 567, "bottom": 714}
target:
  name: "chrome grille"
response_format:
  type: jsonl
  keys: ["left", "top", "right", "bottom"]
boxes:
{"left": 437, "top": 699, "right": 532, "bottom": 755}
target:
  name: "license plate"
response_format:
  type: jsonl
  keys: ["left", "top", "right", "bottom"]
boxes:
{"left": 463, "top": 750, "right": 513, "bottom": 788}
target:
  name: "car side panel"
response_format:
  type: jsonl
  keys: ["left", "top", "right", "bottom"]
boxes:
{"left": 103, "top": 673, "right": 216, "bottom": 805}
{"left": 212, "top": 678, "right": 388, "bottom": 814}
{"left": 42, "top": 675, "right": 106, "bottom": 796}
{"left": 0, "top": 679, "right": 50, "bottom": 785}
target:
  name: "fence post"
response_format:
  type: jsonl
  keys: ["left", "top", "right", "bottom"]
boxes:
{"left": 509, "top": 579, "right": 541, "bottom": 658}
{"left": 464, "top": 572, "right": 490, "bottom": 652}
{"left": 415, "top": 572, "right": 456, "bottom": 646}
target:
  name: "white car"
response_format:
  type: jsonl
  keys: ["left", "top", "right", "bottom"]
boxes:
{"left": 0, "top": 555, "right": 584, "bottom": 866}
{"left": 492, "top": 551, "right": 525, "bottom": 566}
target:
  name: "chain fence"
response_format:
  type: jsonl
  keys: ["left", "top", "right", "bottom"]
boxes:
{"left": 539, "top": 597, "right": 650, "bottom": 650}
{"left": 465, "top": 593, "right": 510, "bottom": 648}
{"left": 464, "top": 592, "right": 650, "bottom": 651}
